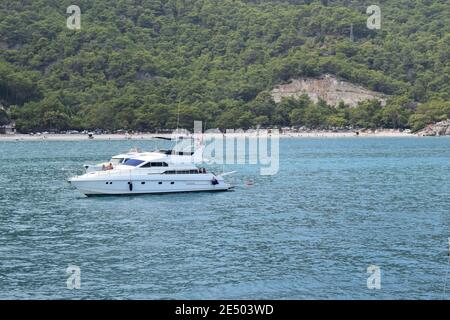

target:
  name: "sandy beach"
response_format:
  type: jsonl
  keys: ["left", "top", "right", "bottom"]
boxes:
{"left": 0, "top": 129, "right": 417, "bottom": 141}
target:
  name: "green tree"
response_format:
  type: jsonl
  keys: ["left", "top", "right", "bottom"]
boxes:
{"left": 379, "top": 105, "right": 412, "bottom": 129}
{"left": 408, "top": 100, "right": 450, "bottom": 131}
{"left": 0, "top": 0, "right": 448, "bottom": 132}
{"left": 0, "top": 108, "right": 9, "bottom": 126}
{"left": 348, "top": 100, "right": 383, "bottom": 129}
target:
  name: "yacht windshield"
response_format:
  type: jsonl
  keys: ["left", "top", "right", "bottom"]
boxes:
{"left": 122, "top": 159, "right": 145, "bottom": 167}
{"left": 109, "top": 158, "right": 124, "bottom": 165}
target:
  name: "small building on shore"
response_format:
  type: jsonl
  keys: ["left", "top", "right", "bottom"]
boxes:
{"left": 0, "top": 121, "right": 16, "bottom": 135}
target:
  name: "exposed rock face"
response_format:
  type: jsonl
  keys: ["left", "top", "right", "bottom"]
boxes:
{"left": 417, "top": 120, "right": 450, "bottom": 136}
{"left": 272, "top": 74, "right": 387, "bottom": 107}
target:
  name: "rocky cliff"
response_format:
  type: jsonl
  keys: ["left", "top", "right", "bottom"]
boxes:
{"left": 417, "top": 120, "right": 450, "bottom": 136}
{"left": 272, "top": 74, "right": 388, "bottom": 107}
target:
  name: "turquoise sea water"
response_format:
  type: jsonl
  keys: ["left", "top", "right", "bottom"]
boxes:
{"left": 0, "top": 137, "right": 449, "bottom": 299}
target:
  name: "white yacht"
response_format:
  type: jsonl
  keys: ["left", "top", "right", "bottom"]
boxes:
{"left": 68, "top": 149, "right": 231, "bottom": 196}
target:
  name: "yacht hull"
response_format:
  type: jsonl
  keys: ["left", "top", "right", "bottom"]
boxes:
{"left": 68, "top": 174, "right": 231, "bottom": 196}
{"left": 83, "top": 189, "right": 229, "bottom": 197}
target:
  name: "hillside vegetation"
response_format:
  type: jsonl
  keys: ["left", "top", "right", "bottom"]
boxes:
{"left": 0, "top": 0, "right": 449, "bottom": 132}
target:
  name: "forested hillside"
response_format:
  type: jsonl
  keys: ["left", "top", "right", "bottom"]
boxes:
{"left": 0, "top": 0, "right": 449, "bottom": 132}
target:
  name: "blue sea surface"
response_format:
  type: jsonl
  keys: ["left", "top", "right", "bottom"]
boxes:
{"left": 0, "top": 137, "right": 449, "bottom": 299}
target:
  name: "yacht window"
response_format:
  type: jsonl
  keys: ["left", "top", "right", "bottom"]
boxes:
{"left": 151, "top": 162, "right": 162, "bottom": 167}
{"left": 163, "top": 170, "right": 199, "bottom": 174}
{"left": 152, "top": 162, "right": 168, "bottom": 167}
{"left": 141, "top": 162, "right": 168, "bottom": 168}
{"left": 123, "top": 159, "right": 145, "bottom": 167}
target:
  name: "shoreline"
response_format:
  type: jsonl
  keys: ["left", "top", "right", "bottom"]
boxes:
{"left": 0, "top": 130, "right": 419, "bottom": 141}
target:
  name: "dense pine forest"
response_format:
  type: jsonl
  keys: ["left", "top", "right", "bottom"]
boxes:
{"left": 0, "top": 0, "right": 449, "bottom": 132}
